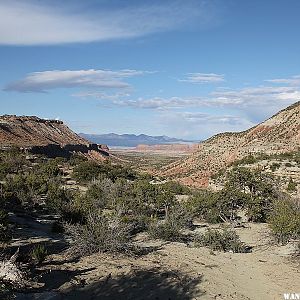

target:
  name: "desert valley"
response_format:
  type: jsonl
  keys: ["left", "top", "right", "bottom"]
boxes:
{"left": 1, "top": 1, "right": 300, "bottom": 299}
{"left": 0, "top": 101, "right": 299, "bottom": 300}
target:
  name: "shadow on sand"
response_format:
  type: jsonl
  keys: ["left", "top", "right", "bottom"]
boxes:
{"left": 61, "top": 267, "right": 204, "bottom": 300}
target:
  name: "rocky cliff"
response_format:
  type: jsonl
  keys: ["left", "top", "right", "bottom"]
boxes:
{"left": 159, "top": 101, "right": 300, "bottom": 187}
{"left": 0, "top": 115, "right": 109, "bottom": 158}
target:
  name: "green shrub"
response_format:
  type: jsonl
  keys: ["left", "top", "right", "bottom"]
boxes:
{"left": 46, "top": 184, "right": 71, "bottom": 212}
{"left": 31, "top": 244, "right": 48, "bottom": 264}
{"left": 68, "top": 153, "right": 88, "bottom": 166}
{"left": 160, "top": 181, "right": 191, "bottom": 195}
{"left": 231, "top": 155, "right": 257, "bottom": 166}
{"left": 84, "top": 182, "right": 108, "bottom": 209}
{"left": 72, "top": 161, "right": 102, "bottom": 182}
{"left": 0, "top": 147, "right": 26, "bottom": 179}
{"left": 2, "top": 175, "right": 31, "bottom": 204}
{"left": 268, "top": 198, "right": 300, "bottom": 244}
{"left": 38, "top": 160, "right": 62, "bottom": 177}
{"left": 148, "top": 205, "right": 192, "bottom": 242}
{"left": 226, "top": 167, "right": 279, "bottom": 222}
{"left": 73, "top": 161, "right": 137, "bottom": 183}
{"left": 188, "top": 191, "right": 222, "bottom": 223}
{"left": 193, "top": 228, "right": 248, "bottom": 253}
{"left": 121, "top": 215, "right": 151, "bottom": 235}
{"left": 190, "top": 168, "right": 280, "bottom": 224}
{"left": 2, "top": 169, "right": 60, "bottom": 206}
{"left": 148, "top": 220, "right": 182, "bottom": 242}
{"left": 190, "top": 187, "right": 247, "bottom": 224}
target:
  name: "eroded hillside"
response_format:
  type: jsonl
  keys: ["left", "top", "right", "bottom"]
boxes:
{"left": 159, "top": 101, "right": 300, "bottom": 187}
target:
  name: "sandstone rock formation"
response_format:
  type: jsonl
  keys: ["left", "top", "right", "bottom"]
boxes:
{"left": 0, "top": 115, "right": 109, "bottom": 159}
{"left": 159, "top": 101, "right": 300, "bottom": 187}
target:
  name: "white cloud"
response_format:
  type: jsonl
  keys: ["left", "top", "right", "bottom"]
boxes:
{"left": 73, "top": 74, "right": 300, "bottom": 139}
{"left": 77, "top": 83, "right": 299, "bottom": 113}
{"left": 265, "top": 75, "right": 300, "bottom": 86}
{"left": 116, "top": 97, "right": 205, "bottom": 110}
{"left": 0, "top": 0, "right": 215, "bottom": 45}
{"left": 210, "top": 86, "right": 300, "bottom": 107}
{"left": 4, "top": 69, "right": 150, "bottom": 92}
{"left": 179, "top": 73, "right": 225, "bottom": 84}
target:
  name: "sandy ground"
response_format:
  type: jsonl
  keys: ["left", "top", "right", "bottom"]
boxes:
{"left": 11, "top": 219, "right": 299, "bottom": 300}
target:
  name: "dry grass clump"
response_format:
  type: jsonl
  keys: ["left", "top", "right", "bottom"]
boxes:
{"left": 65, "top": 211, "right": 133, "bottom": 256}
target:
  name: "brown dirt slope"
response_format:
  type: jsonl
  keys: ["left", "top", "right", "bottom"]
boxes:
{"left": 159, "top": 101, "right": 300, "bottom": 187}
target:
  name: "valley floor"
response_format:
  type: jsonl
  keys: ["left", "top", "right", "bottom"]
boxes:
{"left": 11, "top": 213, "right": 300, "bottom": 300}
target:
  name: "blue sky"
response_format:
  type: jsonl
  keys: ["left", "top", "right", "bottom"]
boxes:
{"left": 1, "top": 0, "right": 300, "bottom": 140}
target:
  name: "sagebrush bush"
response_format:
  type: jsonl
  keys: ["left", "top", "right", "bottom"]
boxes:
{"left": 65, "top": 212, "right": 132, "bottom": 256}
{"left": 193, "top": 228, "right": 248, "bottom": 253}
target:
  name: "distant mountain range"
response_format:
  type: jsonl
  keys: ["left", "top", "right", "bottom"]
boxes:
{"left": 79, "top": 133, "right": 196, "bottom": 147}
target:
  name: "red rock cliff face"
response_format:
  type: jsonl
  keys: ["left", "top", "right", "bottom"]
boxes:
{"left": 0, "top": 115, "right": 109, "bottom": 159}
{"left": 159, "top": 101, "right": 300, "bottom": 187}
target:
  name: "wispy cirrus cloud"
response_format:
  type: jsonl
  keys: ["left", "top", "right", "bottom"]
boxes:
{"left": 0, "top": 0, "right": 217, "bottom": 46}
{"left": 179, "top": 73, "right": 225, "bottom": 84}
{"left": 177, "top": 112, "right": 244, "bottom": 123}
{"left": 75, "top": 82, "right": 300, "bottom": 113}
{"left": 4, "top": 69, "right": 151, "bottom": 93}
{"left": 210, "top": 86, "right": 300, "bottom": 107}
{"left": 74, "top": 74, "right": 300, "bottom": 127}
{"left": 74, "top": 93, "right": 206, "bottom": 109}
{"left": 265, "top": 75, "right": 300, "bottom": 86}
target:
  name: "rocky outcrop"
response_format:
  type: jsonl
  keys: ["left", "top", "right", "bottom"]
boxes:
{"left": 0, "top": 115, "right": 109, "bottom": 159}
{"left": 159, "top": 101, "right": 300, "bottom": 187}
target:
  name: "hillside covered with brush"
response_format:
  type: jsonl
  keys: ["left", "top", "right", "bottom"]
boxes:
{"left": 159, "top": 101, "right": 300, "bottom": 187}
